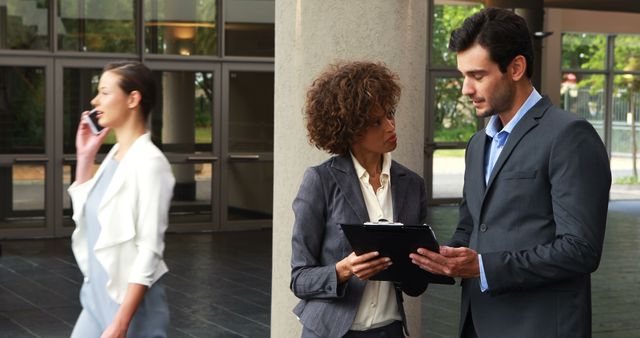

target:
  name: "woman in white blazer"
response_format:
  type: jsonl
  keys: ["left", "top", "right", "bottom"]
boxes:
{"left": 68, "top": 61, "right": 175, "bottom": 338}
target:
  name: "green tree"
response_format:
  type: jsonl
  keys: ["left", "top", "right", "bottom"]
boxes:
{"left": 432, "top": 4, "right": 483, "bottom": 142}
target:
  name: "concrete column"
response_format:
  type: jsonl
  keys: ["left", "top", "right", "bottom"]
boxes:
{"left": 272, "top": 1, "right": 427, "bottom": 337}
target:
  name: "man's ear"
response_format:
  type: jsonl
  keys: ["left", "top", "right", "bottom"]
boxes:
{"left": 510, "top": 55, "right": 527, "bottom": 81}
{"left": 128, "top": 90, "right": 142, "bottom": 109}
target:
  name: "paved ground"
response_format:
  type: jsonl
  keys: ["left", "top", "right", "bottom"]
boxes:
{"left": 1, "top": 204, "right": 639, "bottom": 337}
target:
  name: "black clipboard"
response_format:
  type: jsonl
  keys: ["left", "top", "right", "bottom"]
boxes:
{"left": 340, "top": 223, "right": 455, "bottom": 285}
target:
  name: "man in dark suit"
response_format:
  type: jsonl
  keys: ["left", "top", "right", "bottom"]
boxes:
{"left": 410, "top": 8, "right": 611, "bottom": 338}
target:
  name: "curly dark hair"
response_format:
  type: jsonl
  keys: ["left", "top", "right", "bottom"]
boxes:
{"left": 304, "top": 61, "right": 401, "bottom": 155}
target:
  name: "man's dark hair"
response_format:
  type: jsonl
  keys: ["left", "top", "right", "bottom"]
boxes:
{"left": 449, "top": 8, "right": 534, "bottom": 79}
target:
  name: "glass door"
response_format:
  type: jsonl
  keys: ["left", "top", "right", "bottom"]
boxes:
{"left": 0, "top": 59, "right": 54, "bottom": 238}
{"left": 425, "top": 72, "right": 482, "bottom": 204}
{"left": 147, "top": 61, "right": 222, "bottom": 231}
{"left": 221, "top": 63, "right": 273, "bottom": 230}
{"left": 57, "top": 59, "right": 222, "bottom": 233}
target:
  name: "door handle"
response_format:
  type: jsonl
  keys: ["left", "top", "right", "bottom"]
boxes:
{"left": 228, "top": 154, "right": 260, "bottom": 160}
{"left": 14, "top": 157, "right": 49, "bottom": 163}
{"left": 187, "top": 156, "right": 219, "bottom": 162}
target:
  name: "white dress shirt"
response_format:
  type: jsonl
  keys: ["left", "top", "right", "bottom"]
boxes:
{"left": 349, "top": 152, "right": 402, "bottom": 331}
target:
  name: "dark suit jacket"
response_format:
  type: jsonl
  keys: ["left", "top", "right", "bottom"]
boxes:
{"left": 290, "top": 154, "right": 428, "bottom": 338}
{"left": 450, "top": 96, "right": 611, "bottom": 338}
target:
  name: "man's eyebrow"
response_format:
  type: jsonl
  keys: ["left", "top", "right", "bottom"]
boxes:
{"left": 460, "top": 69, "right": 487, "bottom": 76}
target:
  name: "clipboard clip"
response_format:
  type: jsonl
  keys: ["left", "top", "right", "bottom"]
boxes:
{"left": 364, "top": 219, "right": 404, "bottom": 226}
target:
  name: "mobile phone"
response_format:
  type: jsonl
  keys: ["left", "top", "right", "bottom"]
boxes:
{"left": 85, "top": 108, "right": 104, "bottom": 135}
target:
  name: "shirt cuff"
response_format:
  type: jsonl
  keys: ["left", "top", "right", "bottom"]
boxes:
{"left": 478, "top": 254, "right": 489, "bottom": 292}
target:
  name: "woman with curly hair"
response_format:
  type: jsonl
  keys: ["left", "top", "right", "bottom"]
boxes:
{"left": 290, "top": 61, "right": 428, "bottom": 338}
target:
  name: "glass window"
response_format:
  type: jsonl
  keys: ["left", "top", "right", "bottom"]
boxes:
{"left": 62, "top": 68, "right": 115, "bottom": 154}
{"left": 433, "top": 76, "right": 478, "bottom": 142}
{"left": 152, "top": 70, "right": 214, "bottom": 152}
{"left": 431, "top": 2, "right": 483, "bottom": 67}
{"left": 612, "top": 75, "right": 640, "bottom": 156}
{"left": 228, "top": 71, "right": 273, "bottom": 152}
{"left": 0, "top": 0, "right": 49, "bottom": 50}
{"left": 169, "top": 162, "right": 214, "bottom": 223}
{"left": 224, "top": 0, "right": 274, "bottom": 57}
{"left": 560, "top": 73, "right": 606, "bottom": 140}
{"left": 144, "top": 0, "right": 217, "bottom": 56}
{"left": 0, "top": 164, "right": 45, "bottom": 229}
{"left": 561, "top": 33, "right": 606, "bottom": 71}
{"left": 432, "top": 149, "right": 465, "bottom": 199}
{"left": 615, "top": 35, "right": 640, "bottom": 71}
{"left": 0, "top": 66, "right": 45, "bottom": 154}
{"left": 57, "top": 0, "right": 135, "bottom": 53}
{"left": 227, "top": 161, "right": 272, "bottom": 221}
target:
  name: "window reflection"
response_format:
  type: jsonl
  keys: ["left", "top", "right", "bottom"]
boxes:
{"left": 227, "top": 162, "right": 272, "bottom": 221}
{"left": 224, "top": 0, "right": 274, "bottom": 57}
{"left": 144, "top": 0, "right": 217, "bottom": 55}
{"left": 0, "top": 164, "right": 45, "bottom": 229}
{"left": 0, "top": 66, "right": 46, "bottom": 154}
{"left": 169, "top": 163, "right": 213, "bottom": 223}
{"left": 62, "top": 68, "right": 114, "bottom": 154}
{"left": 57, "top": 0, "right": 135, "bottom": 53}
{"left": 228, "top": 71, "right": 273, "bottom": 152}
{"left": 153, "top": 71, "right": 214, "bottom": 152}
{"left": 0, "top": 0, "right": 49, "bottom": 50}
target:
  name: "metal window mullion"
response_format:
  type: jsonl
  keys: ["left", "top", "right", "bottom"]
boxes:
{"left": 137, "top": 0, "right": 144, "bottom": 62}
{"left": 50, "top": 0, "right": 56, "bottom": 53}
{"left": 219, "top": 0, "right": 224, "bottom": 58}
{"left": 604, "top": 35, "right": 616, "bottom": 157}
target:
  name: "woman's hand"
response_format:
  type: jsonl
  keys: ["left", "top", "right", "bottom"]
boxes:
{"left": 76, "top": 110, "right": 110, "bottom": 158}
{"left": 335, "top": 251, "right": 392, "bottom": 283}
{"left": 74, "top": 111, "right": 110, "bottom": 184}
{"left": 100, "top": 320, "right": 128, "bottom": 338}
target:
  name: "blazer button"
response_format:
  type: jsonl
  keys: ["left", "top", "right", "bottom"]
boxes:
{"left": 480, "top": 224, "right": 487, "bottom": 232}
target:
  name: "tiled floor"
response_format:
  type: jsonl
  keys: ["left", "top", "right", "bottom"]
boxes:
{"left": 1, "top": 204, "right": 639, "bottom": 337}
{"left": 0, "top": 230, "right": 272, "bottom": 338}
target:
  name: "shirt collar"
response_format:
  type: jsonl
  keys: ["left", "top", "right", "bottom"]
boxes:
{"left": 350, "top": 152, "right": 392, "bottom": 180}
{"left": 485, "top": 88, "right": 542, "bottom": 138}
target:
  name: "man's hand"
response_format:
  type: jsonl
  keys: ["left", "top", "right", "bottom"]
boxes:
{"left": 410, "top": 246, "right": 480, "bottom": 278}
{"left": 336, "top": 251, "right": 392, "bottom": 283}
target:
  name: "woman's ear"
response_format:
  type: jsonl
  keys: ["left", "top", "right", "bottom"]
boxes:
{"left": 510, "top": 55, "right": 527, "bottom": 81}
{"left": 128, "top": 90, "right": 142, "bottom": 109}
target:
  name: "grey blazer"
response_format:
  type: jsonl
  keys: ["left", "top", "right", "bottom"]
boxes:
{"left": 451, "top": 96, "right": 611, "bottom": 338}
{"left": 290, "top": 154, "right": 428, "bottom": 338}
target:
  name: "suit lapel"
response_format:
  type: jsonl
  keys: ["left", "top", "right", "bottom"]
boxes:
{"left": 330, "top": 155, "right": 369, "bottom": 223}
{"left": 391, "top": 162, "right": 409, "bottom": 222}
{"left": 471, "top": 133, "right": 488, "bottom": 195}
{"left": 484, "top": 97, "right": 551, "bottom": 195}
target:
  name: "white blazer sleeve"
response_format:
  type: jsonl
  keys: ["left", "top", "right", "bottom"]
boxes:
{"left": 128, "top": 156, "right": 175, "bottom": 286}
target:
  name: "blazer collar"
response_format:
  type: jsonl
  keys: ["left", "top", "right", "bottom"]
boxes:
{"left": 98, "top": 132, "right": 152, "bottom": 210}
{"left": 484, "top": 96, "right": 552, "bottom": 192}
{"left": 390, "top": 162, "right": 410, "bottom": 222}
{"left": 330, "top": 154, "right": 411, "bottom": 223}
{"left": 331, "top": 154, "right": 369, "bottom": 223}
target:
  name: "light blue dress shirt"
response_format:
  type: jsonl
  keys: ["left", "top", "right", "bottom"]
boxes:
{"left": 478, "top": 88, "right": 542, "bottom": 292}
